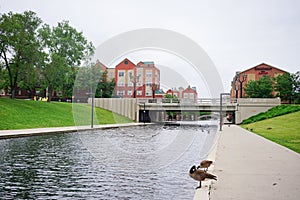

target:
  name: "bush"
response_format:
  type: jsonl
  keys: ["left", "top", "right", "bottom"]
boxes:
{"left": 242, "top": 105, "right": 300, "bottom": 124}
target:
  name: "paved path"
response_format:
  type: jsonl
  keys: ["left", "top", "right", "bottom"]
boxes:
{"left": 210, "top": 125, "right": 300, "bottom": 200}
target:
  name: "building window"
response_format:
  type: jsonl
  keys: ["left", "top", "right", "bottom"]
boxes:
{"left": 128, "top": 71, "right": 133, "bottom": 78}
{"left": 128, "top": 82, "right": 133, "bottom": 86}
{"left": 184, "top": 93, "right": 188, "bottom": 98}
{"left": 137, "top": 82, "right": 142, "bottom": 86}
{"left": 137, "top": 90, "right": 142, "bottom": 96}
{"left": 128, "top": 90, "right": 132, "bottom": 96}
{"left": 146, "top": 82, "right": 152, "bottom": 87}
{"left": 146, "top": 90, "right": 152, "bottom": 96}
{"left": 118, "top": 71, "right": 125, "bottom": 77}
{"left": 146, "top": 70, "right": 152, "bottom": 77}
{"left": 117, "top": 90, "right": 125, "bottom": 96}
{"left": 118, "top": 82, "right": 124, "bottom": 86}
{"left": 124, "top": 60, "right": 128, "bottom": 64}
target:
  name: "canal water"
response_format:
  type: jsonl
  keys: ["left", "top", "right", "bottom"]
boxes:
{"left": 0, "top": 124, "right": 219, "bottom": 199}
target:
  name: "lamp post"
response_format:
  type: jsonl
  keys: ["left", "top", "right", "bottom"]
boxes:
{"left": 151, "top": 83, "right": 158, "bottom": 99}
{"left": 130, "top": 74, "right": 140, "bottom": 98}
{"left": 236, "top": 73, "right": 247, "bottom": 98}
{"left": 86, "top": 87, "right": 95, "bottom": 129}
{"left": 220, "top": 93, "right": 230, "bottom": 131}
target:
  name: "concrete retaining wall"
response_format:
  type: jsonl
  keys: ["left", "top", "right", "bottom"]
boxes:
{"left": 89, "top": 98, "right": 138, "bottom": 121}
{"left": 235, "top": 98, "right": 281, "bottom": 124}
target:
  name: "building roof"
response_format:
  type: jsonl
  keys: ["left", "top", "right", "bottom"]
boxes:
{"left": 240, "top": 62, "right": 289, "bottom": 74}
{"left": 115, "top": 58, "right": 136, "bottom": 69}
{"left": 155, "top": 89, "right": 165, "bottom": 94}
{"left": 95, "top": 59, "right": 108, "bottom": 71}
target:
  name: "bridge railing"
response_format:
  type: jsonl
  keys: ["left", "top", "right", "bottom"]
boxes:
{"left": 136, "top": 98, "right": 237, "bottom": 105}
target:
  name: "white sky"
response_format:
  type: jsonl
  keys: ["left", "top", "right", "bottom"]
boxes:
{"left": 1, "top": 0, "right": 300, "bottom": 96}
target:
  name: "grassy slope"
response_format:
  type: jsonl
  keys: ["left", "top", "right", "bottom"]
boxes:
{"left": 242, "top": 104, "right": 300, "bottom": 124}
{"left": 0, "top": 98, "right": 132, "bottom": 130}
{"left": 241, "top": 111, "right": 300, "bottom": 153}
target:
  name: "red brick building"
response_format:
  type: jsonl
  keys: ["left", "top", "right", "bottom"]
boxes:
{"left": 231, "top": 63, "right": 288, "bottom": 98}
{"left": 166, "top": 86, "right": 198, "bottom": 102}
{"left": 182, "top": 86, "right": 198, "bottom": 102}
{"left": 114, "top": 58, "right": 160, "bottom": 98}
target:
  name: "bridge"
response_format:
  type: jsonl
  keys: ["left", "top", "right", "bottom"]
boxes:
{"left": 90, "top": 97, "right": 281, "bottom": 124}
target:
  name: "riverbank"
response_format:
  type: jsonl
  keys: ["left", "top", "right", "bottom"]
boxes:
{"left": 0, "top": 98, "right": 133, "bottom": 130}
{"left": 241, "top": 111, "right": 300, "bottom": 153}
{"left": 0, "top": 123, "right": 146, "bottom": 139}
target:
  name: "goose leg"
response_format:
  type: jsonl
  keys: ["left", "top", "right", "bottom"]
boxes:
{"left": 196, "top": 181, "right": 202, "bottom": 189}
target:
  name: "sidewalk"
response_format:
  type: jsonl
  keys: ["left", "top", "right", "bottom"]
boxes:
{"left": 210, "top": 125, "right": 300, "bottom": 200}
{"left": 0, "top": 123, "right": 144, "bottom": 139}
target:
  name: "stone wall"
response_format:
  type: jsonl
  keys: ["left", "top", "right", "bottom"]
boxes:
{"left": 235, "top": 98, "right": 281, "bottom": 124}
{"left": 89, "top": 98, "right": 138, "bottom": 122}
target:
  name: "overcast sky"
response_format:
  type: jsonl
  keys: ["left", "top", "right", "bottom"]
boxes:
{"left": 1, "top": 0, "right": 299, "bottom": 96}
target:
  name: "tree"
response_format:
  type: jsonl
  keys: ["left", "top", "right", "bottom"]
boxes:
{"left": 0, "top": 11, "right": 42, "bottom": 98}
{"left": 38, "top": 21, "right": 94, "bottom": 101}
{"left": 95, "top": 70, "right": 116, "bottom": 98}
{"left": 244, "top": 80, "right": 259, "bottom": 98}
{"left": 291, "top": 71, "right": 300, "bottom": 103}
{"left": 244, "top": 76, "right": 274, "bottom": 98}
{"left": 274, "top": 73, "right": 293, "bottom": 103}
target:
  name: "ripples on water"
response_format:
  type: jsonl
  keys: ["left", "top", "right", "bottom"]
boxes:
{"left": 0, "top": 125, "right": 218, "bottom": 199}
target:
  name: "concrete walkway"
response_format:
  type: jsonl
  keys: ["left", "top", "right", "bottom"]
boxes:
{"left": 0, "top": 123, "right": 144, "bottom": 139}
{"left": 210, "top": 125, "right": 300, "bottom": 200}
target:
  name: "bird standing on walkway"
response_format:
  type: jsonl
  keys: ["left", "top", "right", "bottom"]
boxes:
{"left": 189, "top": 165, "right": 217, "bottom": 189}
{"left": 197, "top": 160, "right": 213, "bottom": 172}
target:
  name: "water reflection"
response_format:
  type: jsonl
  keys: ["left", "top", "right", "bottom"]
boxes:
{"left": 0, "top": 124, "right": 218, "bottom": 199}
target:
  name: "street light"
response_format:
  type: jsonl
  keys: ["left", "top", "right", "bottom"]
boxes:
{"left": 129, "top": 73, "right": 140, "bottom": 98}
{"left": 86, "top": 87, "right": 95, "bottom": 129}
{"left": 236, "top": 73, "right": 247, "bottom": 98}
{"left": 220, "top": 93, "right": 230, "bottom": 131}
{"left": 151, "top": 83, "right": 158, "bottom": 99}
{"left": 231, "top": 79, "right": 239, "bottom": 99}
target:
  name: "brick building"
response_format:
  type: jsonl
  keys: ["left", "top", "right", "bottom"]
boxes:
{"left": 114, "top": 58, "right": 160, "bottom": 98}
{"left": 231, "top": 63, "right": 288, "bottom": 98}
{"left": 166, "top": 86, "right": 198, "bottom": 102}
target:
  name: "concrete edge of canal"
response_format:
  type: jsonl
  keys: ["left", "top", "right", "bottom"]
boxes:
{"left": 193, "top": 130, "right": 219, "bottom": 200}
{"left": 0, "top": 123, "right": 151, "bottom": 139}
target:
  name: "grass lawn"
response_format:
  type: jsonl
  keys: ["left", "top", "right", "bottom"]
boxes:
{"left": 241, "top": 111, "right": 300, "bottom": 153}
{"left": 0, "top": 98, "right": 133, "bottom": 130}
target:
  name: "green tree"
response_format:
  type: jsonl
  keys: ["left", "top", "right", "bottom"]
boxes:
{"left": 0, "top": 11, "right": 42, "bottom": 98}
{"left": 244, "top": 76, "right": 274, "bottom": 98}
{"left": 244, "top": 80, "right": 259, "bottom": 97}
{"left": 38, "top": 21, "right": 94, "bottom": 101}
{"left": 274, "top": 73, "right": 293, "bottom": 103}
{"left": 95, "top": 70, "right": 116, "bottom": 98}
{"left": 291, "top": 71, "right": 300, "bottom": 103}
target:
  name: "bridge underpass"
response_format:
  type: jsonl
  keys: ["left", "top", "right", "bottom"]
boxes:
{"left": 90, "top": 98, "right": 281, "bottom": 124}
{"left": 136, "top": 98, "right": 237, "bottom": 123}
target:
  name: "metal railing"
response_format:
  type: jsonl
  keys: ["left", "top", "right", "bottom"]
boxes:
{"left": 136, "top": 98, "right": 237, "bottom": 105}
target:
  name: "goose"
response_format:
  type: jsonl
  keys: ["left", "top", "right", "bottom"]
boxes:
{"left": 197, "top": 160, "right": 213, "bottom": 171}
{"left": 189, "top": 165, "right": 217, "bottom": 189}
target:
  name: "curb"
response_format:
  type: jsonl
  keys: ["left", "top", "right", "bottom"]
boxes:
{"left": 0, "top": 123, "right": 150, "bottom": 139}
{"left": 193, "top": 130, "right": 220, "bottom": 200}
